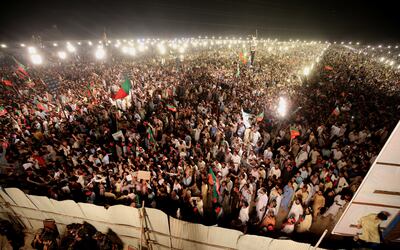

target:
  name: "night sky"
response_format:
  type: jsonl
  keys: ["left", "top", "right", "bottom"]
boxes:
{"left": 0, "top": 0, "right": 399, "bottom": 43}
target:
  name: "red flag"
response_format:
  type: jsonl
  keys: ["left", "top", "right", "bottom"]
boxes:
{"left": 324, "top": 65, "right": 333, "bottom": 71}
{"left": 290, "top": 127, "right": 300, "bottom": 139}
{"left": 2, "top": 79, "right": 13, "bottom": 86}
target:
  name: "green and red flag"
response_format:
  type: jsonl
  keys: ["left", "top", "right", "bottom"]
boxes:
{"left": 86, "top": 81, "right": 94, "bottom": 97}
{"left": 331, "top": 106, "right": 340, "bottom": 116}
{"left": 0, "top": 106, "right": 7, "bottom": 116}
{"left": 256, "top": 111, "right": 264, "bottom": 122}
{"left": 113, "top": 78, "right": 131, "bottom": 99}
{"left": 324, "top": 65, "right": 333, "bottom": 71}
{"left": 239, "top": 52, "right": 248, "bottom": 64}
{"left": 208, "top": 167, "right": 220, "bottom": 202}
{"left": 166, "top": 104, "right": 177, "bottom": 112}
{"left": 290, "top": 126, "right": 300, "bottom": 139}
{"left": 146, "top": 126, "right": 156, "bottom": 145}
{"left": 12, "top": 57, "right": 29, "bottom": 79}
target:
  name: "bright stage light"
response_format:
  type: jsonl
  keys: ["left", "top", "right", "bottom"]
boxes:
{"left": 303, "top": 67, "right": 310, "bottom": 76}
{"left": 20, "top": 43, "right": 26, "bottom": 47}
{"left": 58, "top": 51, "right": 67, "bottom": 60}
{"left": 1, "top": 44, "right": 7, "bottom": 48}
{"left": 30, "top": 54, "right": 43, "bottom": 65}
{"left": 157, "top": 44, "right": 166, "bottom": 55}
{"left": 277, "top": 97, "right": 287, "bottom": 117}
{"left": 28, "top": 47, "right": 37, "bottom": 54}
{"left": 53, "top": 43, "right": 58, "bottom": 47}
{"left": 67, "top": 43, "right": 76, "bottom": 53}
{"left": 88, "top": 41, "right": 93, "bottom": 46}
{"left": 128, "top": 47, "right": 136, "bottom": 56}
{"left": 77, "top": 42, "right": 82, "bottom": 45}
{"left": 95, "top": 47, "right": 106, "bottom": 59}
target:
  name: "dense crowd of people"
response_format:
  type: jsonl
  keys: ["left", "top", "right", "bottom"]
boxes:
{"left": 1, "top": 41, "right": 399, "bottom": 248}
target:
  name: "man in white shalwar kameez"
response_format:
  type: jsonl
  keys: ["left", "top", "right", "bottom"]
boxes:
{"left": 256, "top": 188, "right": 269, "bottom": 221}
{"left": 288, "top": 199, "right": 304, "bottom": 222}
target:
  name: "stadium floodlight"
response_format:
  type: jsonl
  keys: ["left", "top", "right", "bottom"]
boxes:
{"left": 67, "top": 43, "right": 76, "bottom": 53}
{"left": 277, "top": 97, "right": 287, "bottom": 117}
{"left": 0, "top": 44, "right": 7, "bottom": 48}
{"left": 122, "top": 46, "right": 128, "bottom": 54}
{"left": 303, "top": 67, "right": 310, "bottom": 76}
{"left": 378, "top": 45, "right": 382, "bottom": 48}
{"left": 88, "top": 41, "right": 93, "bottom": 46}
{"left": 157, "top": 44, "right": 166, "bottom": 55}
{"left": 356, "top": 42, "right": 360, "bottom": 45}
{"left": 128, "top": 47, "right": 136, "bottom": 56}
{"left": 53, "top": 43, "right": 58, "bottom": 47}
{"left": 28, "top": 46, "right": 37, "bottom": 54}
{"left": 95, "top": 47, "right": 106, "bottom": 59}
{"left": 30, "top": 54, "right": 43, "bottom": 65}
{"left": 77, "top": 42, "right": 82, "bottom": 45}
{"left": 20, "top": 43, "right": 26, "bottom": 47}
{"left": 58, "top": 51, "right": 67, "bottom": 60}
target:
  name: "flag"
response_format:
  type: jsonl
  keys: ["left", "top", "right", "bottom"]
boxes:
{"left": 331, "top": 106, "right": 340, "bottom": 116}
{"left": 0, "top": 106, "right": 7, "bottom": 116}
{"left": 324, "top": 65, "right": 333, "bottom": 71}
{"left": 2, "top": 79, "right": 13, "bottom": 86}
{"left": 113, "top": 78, "right": 131, "bottom": 99}
{"left": 256, "top": 111, "right": 264, "bottom": 122}
{"left": 239, "top": 52, "right": 247, "bottom": 64}
{"left": 86, "top": 82, "right": 94, "bottom": 97}
{"left": 166, "top": 104, "right": 177, "bottom": 112}
{"left": 12, "top": 57, "right": 29, "bottom": 79}
{"left": 290, "top": 127, "right": 300, "bottom": 139}
{"left": 208, "top": 168, "right": 220, "bottom": 202}
{"left": 147, "top": 126, "right": 156, "bottom": 145}
{"left": 37, "top": 102, "right": 48, "bottom": 112}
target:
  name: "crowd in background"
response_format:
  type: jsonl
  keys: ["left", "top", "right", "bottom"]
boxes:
{"left": 1, "top": 42, "right": 400, "bottom": 248}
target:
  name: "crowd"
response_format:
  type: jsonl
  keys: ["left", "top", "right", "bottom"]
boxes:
{"left": 1, "top": 42, "right": 400, "bottom": 248}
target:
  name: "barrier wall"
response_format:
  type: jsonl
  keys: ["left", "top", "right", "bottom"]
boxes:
{"left": 0, "top": 187, "right": 315, "bottom": 250}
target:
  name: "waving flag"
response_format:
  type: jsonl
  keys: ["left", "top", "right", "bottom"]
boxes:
{"left": 0, "top": 106, "right": 7, "bottom": 116}
{"left": 290, "top": 127, "right": 300, "bottom": 139}
{"left": 208, "top": 167, "right": 220, "bottom": 203}
{"left": 166, "top": 104, "right": 177, "bottom": 112}
{"left": 239, "top": 52, "right": 248, "bottom": 64}
{"left": 256, "top": 111, "right": 264, "bottom": 122}
{"left": 113, "top": 78, "right": 131, "bottom": 99}
{"left": 2, "top": 79, "right": 13, "bottom": 86}
{"left": 12, "top": 57, "right": 29, "bottom": 79}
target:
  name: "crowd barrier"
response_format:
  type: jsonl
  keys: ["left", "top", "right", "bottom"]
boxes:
{"left": 0, "top": 187, "right": 316, "bottom": 250}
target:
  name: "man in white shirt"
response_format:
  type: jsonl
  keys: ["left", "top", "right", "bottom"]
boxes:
{"left": 239, "top": 201, "right": 250, "bottom": 225}
{"left": 269, "top": 165, "right": 281, "bottom": 179}
{"left": 256, "top": 188, "right": 269, "bottom": 221}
